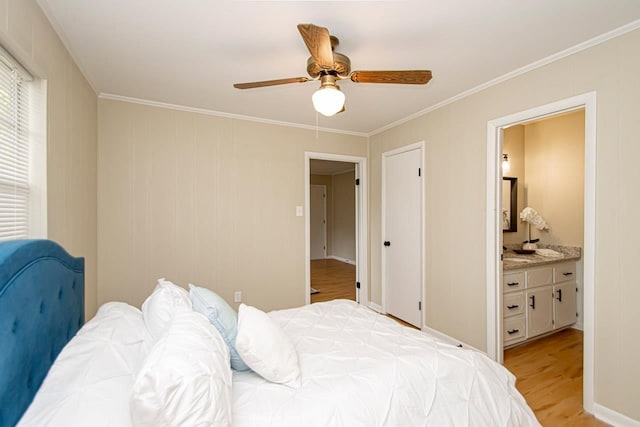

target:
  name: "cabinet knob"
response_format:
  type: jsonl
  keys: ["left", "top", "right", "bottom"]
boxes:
{"left": 507, "top": 282, "right": 519, "bottom": 287}
{"left": 383, "top": 241, "right": 391, "bottom": 247}
{"left": 556, "top": 288, "right": 563, "bottom": 302}
{"left": 562, "top": 272, "right": 573, "bottom": 276}
{"left": 529, "top": 295, "right": 536, "bottom": 309}
{"left": 507, "top": 329, "right": 519, "bottom": 335}
{"left": 507, "top": 304, "right": 519, "bottom": 309}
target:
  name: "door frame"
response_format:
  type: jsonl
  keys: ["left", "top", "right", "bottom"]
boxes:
{"left": 310, "top": 184, "right": 327, "bottom": 260}
{"left": 381, "top": 141, "right": 425, "bottom": 329}
{"left": 305, "top": 152, "right": 368, "bottom": 306}
{"left": 485, "top": 92, "right": 596, "bottom": 413}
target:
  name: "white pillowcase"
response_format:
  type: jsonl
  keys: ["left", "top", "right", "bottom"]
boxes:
{"left": 131, "top": 308, "right": 232, "bottom": 427}
{"left": 18, "top": 302, "right": 152, "bottom": 427}
{"left": 141, "top": 278, "right": 191, "bottom": 341}
{"left": 236, "top": 304, "right": 301, "bottom": 388}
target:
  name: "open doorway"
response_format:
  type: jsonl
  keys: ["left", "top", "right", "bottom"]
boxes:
{"left": 305, "top": 153, "right": 368, "bottom": 306}
{"left": 486, "top": 93, "right": 596, "bottom": 417}
{"left": 310, "top": 160, "right": 356, "bottom": 303}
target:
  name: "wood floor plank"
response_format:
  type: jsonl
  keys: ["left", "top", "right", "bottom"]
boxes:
{"left": 504, "top": 329, "right": 608, "bottom": 426}
{"left": 310, "top": 259, "right": 356, "bottom": 303}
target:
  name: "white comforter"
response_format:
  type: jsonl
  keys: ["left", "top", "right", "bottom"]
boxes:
{"left": 233, "top": 300, "right": 539, "bottom": 426}
{"left": 20, "top": 299, "right": 539, "bottom": 426}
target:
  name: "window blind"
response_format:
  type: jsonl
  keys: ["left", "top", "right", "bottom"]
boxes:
{"left": 0, "top": 56, "right": 30, "bottom": 242}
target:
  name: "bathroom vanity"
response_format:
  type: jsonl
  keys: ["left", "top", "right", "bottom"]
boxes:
{"left": 502, "top": 249, "right": 580, "bottom": 348}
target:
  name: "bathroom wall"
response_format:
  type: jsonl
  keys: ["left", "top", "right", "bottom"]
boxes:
{"left": 524, "top": 110, "right": 585, "bottom": 246}
{"left": 502, "top": 125, "right": 526, "bottom": 244}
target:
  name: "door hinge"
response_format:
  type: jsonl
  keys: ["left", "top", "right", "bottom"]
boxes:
{"left": 356, "top": 281, "right": 361, "bottom": 289}
{"left": 552, "top": 319, "right": 555, "bottom": 325}
{"left": 323, "top": 219, "right": 325, "bottom": 224}
{"left": 418, "top": 301, "right": 422, "bottom": 311}
{"left": 355, "top": 178, "right": 360, "bottom": 186}
{"left": 418, "top": 168, "right": 421, "bottom": 177}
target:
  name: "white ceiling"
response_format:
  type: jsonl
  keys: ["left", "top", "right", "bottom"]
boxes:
{"left": 38, "top": 0, "right": 640, "bottom": 135}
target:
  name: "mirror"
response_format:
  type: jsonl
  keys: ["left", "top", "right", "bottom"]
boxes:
{"left": 502, "top": 177, "right": 517, "bottom": 232}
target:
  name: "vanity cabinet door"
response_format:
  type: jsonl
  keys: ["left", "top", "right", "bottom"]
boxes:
{"left": 553, "top": 282, "right": 577, "bottom": 329}
{"left": 526, "top": 287, "right": 553, "bottom": 338}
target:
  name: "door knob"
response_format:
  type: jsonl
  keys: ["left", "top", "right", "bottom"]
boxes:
{"left": 384, "top": 241, "right": 391, "bottom": 247}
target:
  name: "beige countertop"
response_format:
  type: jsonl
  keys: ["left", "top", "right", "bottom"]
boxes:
{"left": 503, "top": 245, "right": 581, "bottom": 270}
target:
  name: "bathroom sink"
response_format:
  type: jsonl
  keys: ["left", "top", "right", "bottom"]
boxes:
{"left": 503, "top": 257, "right": 531, "bottom": 263}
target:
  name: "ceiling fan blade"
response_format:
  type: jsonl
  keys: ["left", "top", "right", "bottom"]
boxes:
{"left": 297, "top": 24, "right": 334, "bottom": 69}
{"left": 233, "top": 77, "right": 310, "bottom": 89}
{"left": 350, "top": 70, "right": 432, "bottom": 85}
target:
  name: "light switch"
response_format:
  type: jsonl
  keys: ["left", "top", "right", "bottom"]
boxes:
{"left": 296, "top": 206, "right": 303, "bottom": 217}
{"left": 234, "top": 291, "right": 242, "bottom": 303}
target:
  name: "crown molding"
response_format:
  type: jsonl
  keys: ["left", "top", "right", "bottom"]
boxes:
{"left": 98, "top": 93, "right": 369, "bottom": 138}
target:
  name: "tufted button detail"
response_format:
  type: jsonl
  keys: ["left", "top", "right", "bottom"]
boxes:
{"left": 27, "top": 374, "right": 33, "bottom": 390}
{"left": 11, "top": 320, "right": 18, "bottom": 334}
{"left": 58, "top": 288, "right": 63, "bottom": 300}
{"left": 40, "top": 302, "right": 45, "bottom": 314}
{"left": 72, "top": 278, "right": 76, "bottom": 289}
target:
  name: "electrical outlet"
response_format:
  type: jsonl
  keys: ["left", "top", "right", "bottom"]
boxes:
{"left": 234, "top": 291, "right": 242, "bottom": 303}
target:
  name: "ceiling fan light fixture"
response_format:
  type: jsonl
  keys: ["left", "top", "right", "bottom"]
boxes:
{"left": 312, "top": 75, "right": 345, "bottom": 117}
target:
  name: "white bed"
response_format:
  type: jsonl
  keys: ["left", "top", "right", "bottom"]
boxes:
{"left": 20, "top": 297, "right": 539, "bottom": 426}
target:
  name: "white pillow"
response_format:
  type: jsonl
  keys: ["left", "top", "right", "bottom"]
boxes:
{"left": 236, "top": 304, "right": 301, "bottom": 388}
{"left": 18, "top": 302, "right": 152, "bottom": 427}
{"left": 141, "top": 278, "right": 191, "bottom": 341}
{"left": 131, "top": 308, "right": 232, "bottom": 427}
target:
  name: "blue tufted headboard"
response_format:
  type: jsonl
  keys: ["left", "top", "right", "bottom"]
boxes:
{"left": 0, "top": 239, "right": 84, "bottom": 427}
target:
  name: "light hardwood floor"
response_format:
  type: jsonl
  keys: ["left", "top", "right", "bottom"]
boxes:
{"left": 504, "top": 329, "right": 608, "bottom": 426}
{"left": 310, "top": 258, "right": 356, "bottom": 303}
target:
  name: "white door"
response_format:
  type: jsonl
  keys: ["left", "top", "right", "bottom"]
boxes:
{"left": 310, "top": 185, "right": 326, "bottom": 260}
{"left": 383, "top": 146, "right": 422, "bottom": 327}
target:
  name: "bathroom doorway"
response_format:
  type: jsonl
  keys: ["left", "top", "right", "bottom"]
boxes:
{"left": 486, "top": 93, "right": 596, "bottom": 414}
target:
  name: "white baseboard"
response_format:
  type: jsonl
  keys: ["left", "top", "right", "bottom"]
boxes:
{"left": 421, "top": 325, "right": 485, "bottom": 354}
{"left": 368, "top": 302, "right": 384, "bottom": 313}
{"left": 572, "top": 322, "right": 584, "bottom": 331}
{"left": 326, "top": 255, "right": 356, "bottom": 265}
{"left": 593, "top": 403, "right": 640, "bottom": 426}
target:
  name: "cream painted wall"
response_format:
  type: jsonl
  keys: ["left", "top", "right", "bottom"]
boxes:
{"left": 524, "top": 110, "right": 585, "bottom": 246}
{"left": 331, "top": 170, "right": 356, "bottom": 261}
{"left": 310, "top": 174, "right": 332, "bottom": 254}
{"left": 0, "top": 1, "right": 98, "bottom": 319}
{"left": 98, "top": 98, "right": 367, "bottom": 312}
{"left": 369, "top": 29, "right": 640, "bottom": 420}
{"left": 502, "top": 125, "right": 526, "bottom": 244}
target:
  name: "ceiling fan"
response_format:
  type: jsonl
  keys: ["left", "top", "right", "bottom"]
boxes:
{"left": 233, "top": 24, "right": 433, "bottom": 117}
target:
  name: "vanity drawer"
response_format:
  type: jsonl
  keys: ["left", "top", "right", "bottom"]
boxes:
{"left": 554, "top": 262, "right": 577, "bottom": 283}
{"left": 504, "top": 315, "right": 526, "bottom": 345}
{"left": 503, "top": 292, "right": 525, "bottom": 317}
{"left": 527, "top": 267, "right": 553, "bottom": 288}
{"left": 504, "top": 271, "right": 525, "bottom": 292}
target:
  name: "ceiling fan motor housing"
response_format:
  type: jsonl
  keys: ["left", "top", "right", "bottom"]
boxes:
{"left": 306, "top": 52, "right": 351, "bottom": 78}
